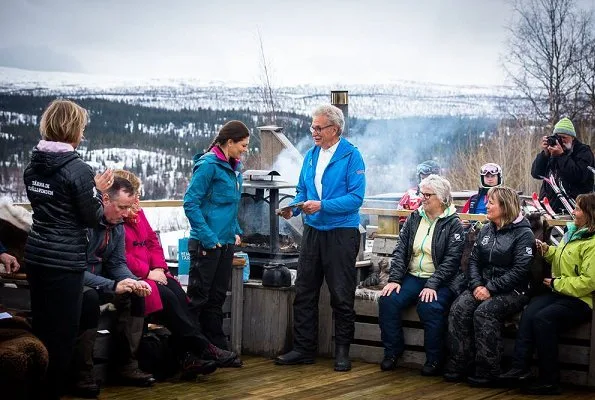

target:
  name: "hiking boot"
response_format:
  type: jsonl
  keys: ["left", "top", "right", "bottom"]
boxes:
{"left": 180, "top": 352, "right": 217, "bottom": 380}
{"left": 116, "top": 363, "right": 156, "bottom": 387}
{"left": 203, "top": 343, "right": 239, "bottom": 367}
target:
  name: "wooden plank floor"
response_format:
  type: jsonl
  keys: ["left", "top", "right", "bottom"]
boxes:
{"left": 65, "top": 356, "right": 594, "bottom": 400}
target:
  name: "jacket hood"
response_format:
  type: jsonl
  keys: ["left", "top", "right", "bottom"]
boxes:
{"left": 419, "top": 203, "right": 457, "bottom": 222}
{"left": 192, "top": 149, "right": 241, "bottom": 172}
{"left": 29, "top": 148, "right": 79, "bottom": 176}
{"left": 494, "top": 214, "right": 531, "bottom": 232}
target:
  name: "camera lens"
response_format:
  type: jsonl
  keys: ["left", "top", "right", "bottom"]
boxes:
{"left": 547, "top": 136, "right": 558, "bottom": 146}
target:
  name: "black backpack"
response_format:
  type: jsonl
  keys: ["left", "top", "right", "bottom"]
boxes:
{"left": 138, "top": 327, "right": 179, "bottom": 381}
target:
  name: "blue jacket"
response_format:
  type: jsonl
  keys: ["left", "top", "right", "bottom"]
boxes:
{"left": 184, "top": 148, "right": 243, "bottom": 248}
{"left": 84, "top": 219, "right": 138, "bottom": 292}
{"left": 293, "top": 138, "right": 366, "bottom": 230}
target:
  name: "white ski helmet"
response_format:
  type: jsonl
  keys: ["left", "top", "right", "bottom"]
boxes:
{"left": 480, "top": 163, "right": 502, "bottom": 188}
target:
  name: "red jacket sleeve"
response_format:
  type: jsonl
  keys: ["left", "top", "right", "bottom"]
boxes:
{"left": 462, "top": 198, "right": 471, "bottom": 213}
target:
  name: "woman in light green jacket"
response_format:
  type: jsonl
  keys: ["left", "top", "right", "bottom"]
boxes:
{"left": 501, "top": 193, "right": 595, "bottom": 395}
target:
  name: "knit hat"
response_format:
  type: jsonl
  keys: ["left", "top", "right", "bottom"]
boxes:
{"left": 553, "top": 117, "right": 576, "bottom": 137}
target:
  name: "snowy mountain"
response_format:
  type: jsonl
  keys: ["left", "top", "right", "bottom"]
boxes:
{"left": 0, "top": 67, "right": 528, "bottom": 119}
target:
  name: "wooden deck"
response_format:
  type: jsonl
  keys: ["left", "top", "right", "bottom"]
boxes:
{"left": 63, "top": 355, "right": 594, "bottom": 400}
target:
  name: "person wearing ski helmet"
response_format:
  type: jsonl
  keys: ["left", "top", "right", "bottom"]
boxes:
{"left": 398, "top": 160, "right": 441, "bottom": 212}
{"left": 462, "top": 163, "right": 502, "bottom": 214}
{"left": 531, "top": 117, "right": 594, "bottom": 213}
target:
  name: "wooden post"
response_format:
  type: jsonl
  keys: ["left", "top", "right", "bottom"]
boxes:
{"left": 230, "top": 258, "right": 245, "bottom": 355}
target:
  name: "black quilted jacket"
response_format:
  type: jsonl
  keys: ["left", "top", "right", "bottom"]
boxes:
{"left": 388, "top": 210, "right": 465, "bottom": 294}
{"left": 24, "top": 148, "right": 103, "bottom": 271}
{"left": 468, "top": 217, "right": 535, "bottom": 294}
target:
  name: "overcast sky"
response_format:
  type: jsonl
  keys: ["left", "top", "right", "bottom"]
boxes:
{"left": 2, "top": 0, "right": 594, "bottom": 86}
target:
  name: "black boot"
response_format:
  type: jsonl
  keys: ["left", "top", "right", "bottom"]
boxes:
{"left": 115, "top": 316, "right": 155, "bottom": 387}
{"left": 71, "top": 329, "right": 100, "bottom": 398}
{"left": 499, "top": 368, "right": 531, "bottom": 381}
{"left": 274, "top": 350, "right": 315, "bottom": 365}
{"left": 71, "top": 371, "right": 100, "bottom": 399}
{"left": 334, "top": 344, "right": 351, "bottom": 372}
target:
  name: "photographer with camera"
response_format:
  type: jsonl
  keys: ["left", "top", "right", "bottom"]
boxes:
{"left": 531, "top": 117, "right": 594, "bottom": 214}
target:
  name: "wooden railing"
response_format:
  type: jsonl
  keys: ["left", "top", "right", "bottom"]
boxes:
{"left": 360, "top": 207, "right": 569, "bottom": 237}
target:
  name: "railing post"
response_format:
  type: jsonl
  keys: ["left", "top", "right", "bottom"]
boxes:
{"left": 230, "top": 259, "right": 245, "bottom": 355}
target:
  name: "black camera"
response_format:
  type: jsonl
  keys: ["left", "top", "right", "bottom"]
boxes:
{"left": 546, "top": 134, "right": 563, "bottom": 147}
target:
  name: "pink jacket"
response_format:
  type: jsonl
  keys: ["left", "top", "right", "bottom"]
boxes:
{"left": 124, "top": 209, "right": 181, "bottom": 315}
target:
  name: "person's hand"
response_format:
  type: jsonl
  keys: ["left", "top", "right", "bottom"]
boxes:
{"left": 381, "top": 282, "right": 401, "bottom": 296}
{"left": 279, "top": 208, "right": 293, "bottom": 220}
{"left": 0, "top": 252, "right": 20, "bottom": 273}
{"left": 235, "top": 235, "right": 241, "bottom": 245}
{"left": 473, "top": 286, "right": 491, "bottom": 301}
{"left": 133, "top": 280, "right": 152, "bottom": 297}
{"left": 419, "top": 288, "right": 437, "bottom": 303}
{"left": 115, "top": 278, "right": 137, "bottom": 294}
{"left": 547, "top": 141, "right": 564, "bottom": 156}
{"left": 95, "top": 169, "right": 114, "bottom": 192}
{"left": 540, "top": 136, "right": 550, "bottom": 154}
{"left": 535, "top": 239, "right": 549, "bottom": 256}
{"left": 147, "top": 268, "right": 167, "bottom": 285}
{"left": 543, "top": 277, "right": 553, "bottom": 288}
{"left": 301, "top": 200, "right": 321, "bottom": 215}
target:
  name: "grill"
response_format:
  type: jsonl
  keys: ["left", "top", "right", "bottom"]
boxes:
{"left": 236, "top": 170, "right": 302, "bottom": 277}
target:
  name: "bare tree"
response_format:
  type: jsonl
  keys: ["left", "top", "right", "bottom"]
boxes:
{"left": 446, "top": 119, "right": 542, "bottom": 196}
{"left": 504, "top": 0, "right": 592, "bottom": 123}
{"left": 575, "top": 25, "right": 595, "bottom": 120}
{"left": 257, "top": 28, "right": 277, "bottom": 124}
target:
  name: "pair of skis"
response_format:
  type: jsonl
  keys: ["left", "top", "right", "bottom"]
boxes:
{"left": 531, "top": 193, "right": 560, "bottom": 219}
{"left": 539, "top": 173, "right": 575, "bottom": 216}
{"left": 530, "top": 192, "right": 565, "bottom": 245}
{"left": 588, "top": 166, "right": 595, "bottom": 192}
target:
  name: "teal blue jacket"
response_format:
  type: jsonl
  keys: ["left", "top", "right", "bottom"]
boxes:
{"left": 184, "top": 148, "right": 243, "bottom": 248}
{"left": 293, "top": 137, "right": 366, "bottom": 230}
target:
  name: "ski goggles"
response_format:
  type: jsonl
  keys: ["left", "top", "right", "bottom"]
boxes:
{"left": 480, "top": 163, "right": 501, "bottom": 176}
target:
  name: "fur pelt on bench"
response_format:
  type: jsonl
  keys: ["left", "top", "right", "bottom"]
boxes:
{"left": 0, "top": 314, "right": 48, "bottom": 400}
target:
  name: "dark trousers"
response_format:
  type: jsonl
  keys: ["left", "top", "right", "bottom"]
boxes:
{"left": 447, "top": 289, "right": 528, "bottom": 377}
{"left": 154, "top": 277, "right": 210, "bottom": 356}
{"left": 378, "top": 274, "right": 455, "bottom": 363}
{"left": 292, "top": 225, "right": 360, "bottom": 354}
{"left": 512, "top": 292, "right": 591, "bottom": 383}
{"left": 78, "top": 286, "right": 145, "bottom": 366}
{"left": 187, "top": 239, "right": 234, "bottom": 350}
{"left": 27, "top": 265, "right": 85, "bottom": 399}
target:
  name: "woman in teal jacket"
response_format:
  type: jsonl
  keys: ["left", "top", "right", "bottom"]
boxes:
{"left": 501, "top": 192, "right": 595, "bottom": 395}
{"left": 184, "top": 120, "right": 249, "bottom": 350}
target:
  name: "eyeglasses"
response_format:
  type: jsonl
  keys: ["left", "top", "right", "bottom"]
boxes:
{"left": 309, "top": 124, "right": 334, "bottom": 134}
{"left": 420, "top": 192, "right": 436, "bottom": 199}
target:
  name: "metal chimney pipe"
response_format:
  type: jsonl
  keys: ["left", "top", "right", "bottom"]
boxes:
{"left": 331, "top": 90, "right": 348, "bottom": 136}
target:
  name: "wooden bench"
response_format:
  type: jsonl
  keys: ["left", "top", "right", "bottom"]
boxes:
{"left": 352, "top": 208, "right": 595, "bottom": 387}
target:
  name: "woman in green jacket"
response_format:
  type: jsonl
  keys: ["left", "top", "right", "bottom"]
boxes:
{"left": 501, "top": 192, "right": 595, "bottom": 395}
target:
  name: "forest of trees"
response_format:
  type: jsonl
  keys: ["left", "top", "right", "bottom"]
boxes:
{"left": 0, "top": 93, "right": 498, "bottom": 200}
